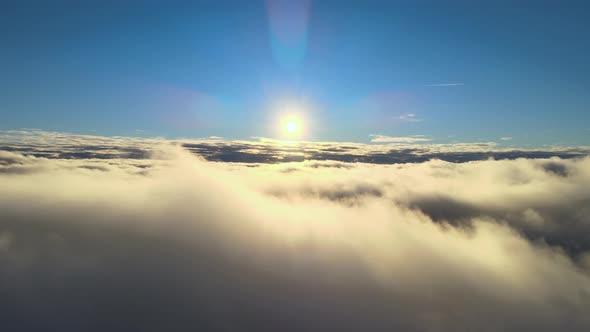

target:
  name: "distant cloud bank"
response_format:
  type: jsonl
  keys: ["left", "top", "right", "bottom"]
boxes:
{"left": 1, "top": 130, "right": 588, "bottom": 164}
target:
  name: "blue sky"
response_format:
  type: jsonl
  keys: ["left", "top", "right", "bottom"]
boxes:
{"left": 1, "top": 0, "right": 589, "bottom": 146}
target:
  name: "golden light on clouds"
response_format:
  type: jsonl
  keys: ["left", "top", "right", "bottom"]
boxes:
{"left": 1, "top": 134, "right": 590, "bottom": 330}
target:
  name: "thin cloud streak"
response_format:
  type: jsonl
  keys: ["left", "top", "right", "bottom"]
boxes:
{"left": 399, "top": 113, "right": 423, "bottom": 122}
{"left": 369, "top": 134, "right": 432, "bottom": 143}
{"left": 425, "top": 83, "right": 465, "bottom": 87}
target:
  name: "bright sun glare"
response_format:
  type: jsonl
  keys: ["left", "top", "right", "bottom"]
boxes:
{"left": 281, "top": 115, "right": 303, "bottom": 139}
{"left": 286, "top": 121, "right": 298, "bottom": 133}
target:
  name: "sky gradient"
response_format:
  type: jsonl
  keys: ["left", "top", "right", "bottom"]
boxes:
{"left": 1, "top": 0, "right": 589, "bottom": 146}
{"left": 2, "top": 3, "right": 590, "bottom": 330}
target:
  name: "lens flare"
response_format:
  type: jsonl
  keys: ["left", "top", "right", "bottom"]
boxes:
{"left": 266, "top": 0, "right": 311, "bottom": 71}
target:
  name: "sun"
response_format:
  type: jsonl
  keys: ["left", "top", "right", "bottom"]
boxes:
{"left": 286, "top": 121, "right": 298, "bottom": 133}
{"left": 281, "top": 115, "right": 303, "bottom": 139}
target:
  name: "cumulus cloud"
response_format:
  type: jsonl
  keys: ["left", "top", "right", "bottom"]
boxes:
{"left": 1, "top": 141, "right": 590, "bottom": 331}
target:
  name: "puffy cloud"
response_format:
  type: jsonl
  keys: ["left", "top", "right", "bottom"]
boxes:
{"left": 1, "top": 142, "right": 590, "bottom": 331}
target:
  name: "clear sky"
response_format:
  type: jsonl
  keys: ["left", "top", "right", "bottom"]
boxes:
{"left": 1, "top": 0, "right": 589, "bottom": 146}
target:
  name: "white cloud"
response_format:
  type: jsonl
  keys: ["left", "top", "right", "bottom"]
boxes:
{"left": 1, "top": 145, "right": 590, "bottom": 330}
{"left": 369, "top": 134, "right": 432, "bottom": 143}
{"left": 2, "top": 130, "right": 589, "bottom": 165}
{"left": 425, "top": 83, "right": 465, "bottom": 87}
{"left": 501, "top": 136, "right": 513, "bottom": 141}
{"left": 399, "top": 113, "right": 423, "bottom": 122}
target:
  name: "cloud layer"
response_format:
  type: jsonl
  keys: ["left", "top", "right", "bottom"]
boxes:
{"left": 2, "top": 130, "right": 589, "bottom": 164}
{"left": 1, "top": 137, "right": 590, "bottom": 331}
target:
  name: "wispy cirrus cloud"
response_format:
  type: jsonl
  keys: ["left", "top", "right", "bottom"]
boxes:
{"left": 369, "top": 134, "right": 432, "bottom": 143}
{"left": 425, "top": 83, "right": 465, "bottom": 87}
{"left": 399, "top": 113, "right": 423, "bottom": 122}
{"left": 500, "top": 137, "right": 513, "bottom": 141}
